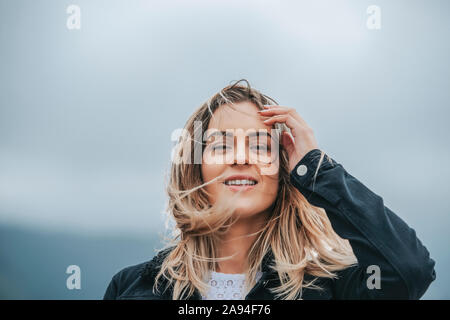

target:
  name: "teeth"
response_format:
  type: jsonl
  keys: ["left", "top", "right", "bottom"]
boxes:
{"left": 224, "top": 179, "right": 256, "bottom": 186}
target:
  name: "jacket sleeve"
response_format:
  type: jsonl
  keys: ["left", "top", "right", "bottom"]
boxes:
{"left": 103, "top": 274, "right": 119, "bottom": 300}
{"left": 289, "top": 149, "right": 436, "bottom": 299}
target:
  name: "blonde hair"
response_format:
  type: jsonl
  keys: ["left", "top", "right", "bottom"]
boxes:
{"left": 154, "top": 79, "right": 357, "bottom": 299}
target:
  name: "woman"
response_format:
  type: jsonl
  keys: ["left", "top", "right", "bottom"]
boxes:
{"left": 103, "top": 79, "right": 436, "bottom": 300}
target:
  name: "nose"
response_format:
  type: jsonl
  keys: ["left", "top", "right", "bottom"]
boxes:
{"left": 233, "top": 137, "right": 249, "bottom": 165}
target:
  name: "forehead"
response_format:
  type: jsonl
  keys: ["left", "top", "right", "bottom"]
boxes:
{"left": 207, "top": 101, "right": 268, "bottom": 131}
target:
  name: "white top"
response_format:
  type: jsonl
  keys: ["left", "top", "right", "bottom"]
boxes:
{"left": 201, "top": 271, "right": 263, "bottom": 300}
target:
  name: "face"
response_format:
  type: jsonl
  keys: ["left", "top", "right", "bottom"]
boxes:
{"left": 201, "top": 101, "right": 279, "bottom": 219}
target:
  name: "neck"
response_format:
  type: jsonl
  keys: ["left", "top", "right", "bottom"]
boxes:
{"left": 216, "top": 212, "right": 268, "bottom": 274}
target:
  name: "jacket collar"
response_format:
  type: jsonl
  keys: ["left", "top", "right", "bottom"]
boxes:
{"left": 138, "top": 246, "right": 278, "bottom": 299}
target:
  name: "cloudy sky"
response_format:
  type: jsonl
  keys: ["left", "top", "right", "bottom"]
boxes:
{"left": 0, "top": 0, "right": 449, "bottom": 297}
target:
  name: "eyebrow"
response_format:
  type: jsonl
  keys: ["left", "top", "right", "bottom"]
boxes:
{"left": 205, "top": 130, "right": 272, "bottom": 142}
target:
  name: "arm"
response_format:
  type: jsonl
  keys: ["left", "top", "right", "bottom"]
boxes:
{"left": 103, "top": 274, "right": 119, "bottom": 300}
{"left": 289, "top": 149, "right": 436, "bottom": 299}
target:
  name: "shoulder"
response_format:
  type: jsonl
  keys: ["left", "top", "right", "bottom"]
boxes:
{"left": 103, "top": 246, "right": 176, "bottom": 299}
{"left": 111, "top": 261, "right": 148, "bottom": 287}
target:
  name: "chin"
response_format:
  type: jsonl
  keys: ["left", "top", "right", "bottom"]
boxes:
{"left": 232, "top": 205, "right": 265, "bottom": 219}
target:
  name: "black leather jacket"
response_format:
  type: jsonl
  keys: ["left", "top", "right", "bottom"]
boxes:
{"left": 103, "top": 149, "right": 436, "bottom": 300}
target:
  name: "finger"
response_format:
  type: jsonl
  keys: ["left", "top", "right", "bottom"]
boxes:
{"left": 260, "top": 109, "right": 308, "bottom": 131}
{"left": 282, "top": 130, "right": 295, "bottom": 145}
{"left": 262, "top": 114, "right": 302, "bottom": 136}
{"left": 260, "top": 106, "right": 307, "bottom": 127}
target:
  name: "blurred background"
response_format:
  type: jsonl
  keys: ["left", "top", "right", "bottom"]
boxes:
{"left": 0, "top": 0, "right": 448, "bottom": 299}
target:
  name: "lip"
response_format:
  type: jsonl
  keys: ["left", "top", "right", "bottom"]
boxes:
{"left": 224, "top": 184, "right": 257, "bottom": 192}
{"left": 223, "top": 175, "right": 258, "bottom": 192}
{"left": 223, "top": 175, "right": 258, "bottom": 183}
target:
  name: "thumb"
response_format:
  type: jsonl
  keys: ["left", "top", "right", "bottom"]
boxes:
{"left": 282, "top": 131, "right": 295, "bottom": 146}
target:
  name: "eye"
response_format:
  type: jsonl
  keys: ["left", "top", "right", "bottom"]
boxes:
{"left": 212, "top": 144, "right": 229, "bottom": 151}
{"left": 251, "top": 144, "right": 269, "bottom": 151}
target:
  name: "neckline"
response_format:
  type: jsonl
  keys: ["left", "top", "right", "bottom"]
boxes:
{"left": 210, "top": 270, "right": 263, "bottom": 277}
{"left": 211, "top": 271, "right": 246, "bottom": 277}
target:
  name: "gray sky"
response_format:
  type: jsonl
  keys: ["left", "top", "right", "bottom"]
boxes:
{"left": 0, "top": 0, "right": 449, "bottom": 296}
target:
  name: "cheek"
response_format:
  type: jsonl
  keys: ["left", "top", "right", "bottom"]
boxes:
{"left": 201, "top": 163, "right": 217, "bottom": 182}
{"left": 261, "top": 179, "right": 279, "bottom": 205}
{"left": 261, "top": 175, "right": 279, "bottom": 193}
{"left": 201, "top": 163, "right": 224, "bottom": 196}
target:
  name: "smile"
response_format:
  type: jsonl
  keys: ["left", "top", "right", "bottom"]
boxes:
{"left": 223, "top": 179, "right": 258, "bottom": 191}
